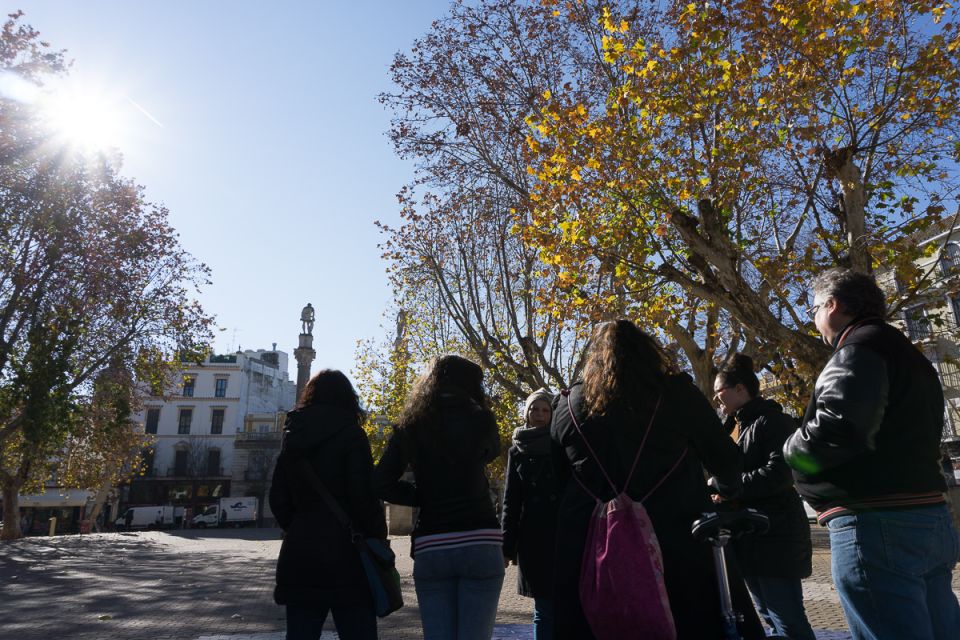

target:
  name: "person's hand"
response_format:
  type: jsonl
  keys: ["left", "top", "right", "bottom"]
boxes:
{"left": 503, "top": 555, "right": 511, "bottom": 569}
{"left": 710, "top": 493, "right": 725, "bottom": 504}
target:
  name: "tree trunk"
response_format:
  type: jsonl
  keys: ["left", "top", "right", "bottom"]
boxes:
{"left": 825, "top": 147, "right": 871, "bottom": 274}
{"left": 86, "top": 477, "right": 113, "bottom": 532}
{"left": 1, "top": 478, "right": 23, "bottom": 540}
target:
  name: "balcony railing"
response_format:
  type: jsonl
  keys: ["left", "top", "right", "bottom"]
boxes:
{"left": 236, "top": 431, "right": 282, "bottom": 442}
{"left": 162, "top": 466, "right": 225, "bottom": 478}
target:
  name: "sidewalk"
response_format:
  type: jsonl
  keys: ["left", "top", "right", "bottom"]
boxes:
{"left": 1, "top": 527, "right": 957, "bottom": 639}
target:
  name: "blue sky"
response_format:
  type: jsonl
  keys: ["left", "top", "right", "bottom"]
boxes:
{"left": 12, "top": 1, "right": 452, "bottom": 380}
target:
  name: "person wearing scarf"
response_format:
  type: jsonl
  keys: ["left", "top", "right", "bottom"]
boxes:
{"left": 501, "top": 388, "right": 558, "bottom": 640}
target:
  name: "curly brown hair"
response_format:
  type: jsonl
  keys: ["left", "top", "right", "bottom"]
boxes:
{"left": 582, "top": 320, "right": 669, "bottom": 416}
{"left": 396, "top": 355, "right": 490, "bottom": 455}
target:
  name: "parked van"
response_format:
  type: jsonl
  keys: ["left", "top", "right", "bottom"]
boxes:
{"left": 191, "top": 497, "right": 258, "bottom": 528}
{"left": 115, "top": 506, "right": 174, "bottom": 530}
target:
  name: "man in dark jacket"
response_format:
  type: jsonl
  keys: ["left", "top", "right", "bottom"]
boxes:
{"left": 784, "top": 268, "right": 960, "bottom": 639}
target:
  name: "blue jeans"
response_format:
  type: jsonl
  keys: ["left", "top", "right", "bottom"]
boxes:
{"left": 285, "top": 603, "right": 377, "bottom": 640}
{"left": 828, "top": 504, "right": 960, "bottom": 640}
{"left": 413, "top": 544, "right": 505, "bottom": 640}
{"left": 743, "top": 575, "right": 816, "bottom": 640}
{"left": 532, "top": 596, "right": 553, "bottom": 640}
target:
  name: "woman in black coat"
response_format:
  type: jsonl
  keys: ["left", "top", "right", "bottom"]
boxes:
{"left": 714, "top": 354, "right": 815, "bottom": 640}
{"left": 501, "top": 388, "right": 559, "bottom": 640}
{"left": 374, "top": 355, "right": 504, "bottom": 640}
{"left": 551, "top": 320, "right": 765, "bottom": 639}
{"left": 270, "top": 370, "right": 387, "bottom": 640}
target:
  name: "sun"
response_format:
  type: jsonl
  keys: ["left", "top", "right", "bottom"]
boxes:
{"left": 37, "top": 80, "right": 128, "bottom": 152}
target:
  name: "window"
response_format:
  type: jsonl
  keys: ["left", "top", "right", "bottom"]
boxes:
{"left": 951, "top": 295, "right": 960, "bottom": 327}
{"left": 174, "top": 450, "right": 188, "bottom": 476}
{"left": 258, "top": 423, "right": 270, "bottom": 433}
{"left": 182, "top": 377, "right": 195, "bottom": 397}
{"left": 145, "top": 408, "right": 160, "bottom": 434}
{"left": 904, "top": 305, "right": 931, "bottom": 340}
{"left": 142, "top": 448, "right": 155, "bottom": 475}
{"left": 207, "top": 449, "right": 221, "bottom": 477}
{"left": 178, "top": 409, "right": 193, "bottom": 435}
{"left": 214, "top": 377, "right": 227, "bottom": 398}
{"left": 941, "top": 242, "right": 960, "bottom": 276}
{"left": 210, "top": 409, "right": 225, "bottom": 435}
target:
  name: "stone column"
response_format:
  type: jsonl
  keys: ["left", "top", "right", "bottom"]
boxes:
{"left": 294, "top": 303, "right": 316, "bottom": 402}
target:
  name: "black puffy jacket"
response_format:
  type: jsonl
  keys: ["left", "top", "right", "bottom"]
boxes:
{"left": 727, "top": 397, "right": 812, "bottom": 578}
{"left": 784, "top": 318, "right": 947, "bottom": 519}
{"left": 270, "top": 403, "right": 387, "bottom": 608}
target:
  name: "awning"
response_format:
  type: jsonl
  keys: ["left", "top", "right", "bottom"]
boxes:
{"left": 17, "top": 488, "right": 93, "bottom": 508}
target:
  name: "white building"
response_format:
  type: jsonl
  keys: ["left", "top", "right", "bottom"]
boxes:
{"left": 125, "top": 347, "right": 296, "bottom": 522}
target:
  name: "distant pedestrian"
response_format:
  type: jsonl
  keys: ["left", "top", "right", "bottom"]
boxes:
{"left": 375, "top": 355, "right": 504, "bottom": 640}
{"left": 714, "top": 353, "right": 815, "bottom": 640}
{"left": 270, "top": 369, "right": 387, "bottom": 640}
{"left": 551, "top": 319, "right": 765, "bottom": 639}
{"left": 501, "top": 388, "right": 559, "bottom": 640}
{"left": 785, "top": 268, "right": 960, "bottom": 639}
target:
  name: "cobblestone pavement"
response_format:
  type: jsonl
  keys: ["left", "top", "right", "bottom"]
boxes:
{"left": 2, "top": 527, "right": 958, "bottom": 639}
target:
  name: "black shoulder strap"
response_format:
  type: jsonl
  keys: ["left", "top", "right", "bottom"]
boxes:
{"left": 295, "top": 458, "right": 358, "bottom": 539}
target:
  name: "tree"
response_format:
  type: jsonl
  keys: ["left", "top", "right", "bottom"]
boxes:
{"left": 56, "top": 360, "right": 153, "bottom": 531}
{"left": 0, "top": 13, "right": 213, "bottom": 539}
{"left": 526, "top": 0, "right": 960, "bottom": 398}
{"left": 378, "top": 0, "right": 652, "bottom": 409}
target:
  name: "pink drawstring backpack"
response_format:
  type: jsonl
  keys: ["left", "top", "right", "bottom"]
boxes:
{"left": 564, "top": 391, "right": 687, "bottom": 640}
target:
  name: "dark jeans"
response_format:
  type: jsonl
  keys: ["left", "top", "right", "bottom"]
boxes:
{"left": 532, "top": 596, "right": 553, "bottom": 640}
{"left": 828, "top": 504, "right": 960, "bottom": 640}
{"left": 285, "top": 603, "right": 377, "bottom": 640}
{"left": 743, "top": 575, "right": 816, "bottom": 640}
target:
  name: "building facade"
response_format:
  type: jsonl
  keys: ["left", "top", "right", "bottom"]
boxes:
{"left": 125, "top": 347, "right": 296, "bottom": 524}
{"left": 877, "top": 224, "right": 960, "bottom": 465}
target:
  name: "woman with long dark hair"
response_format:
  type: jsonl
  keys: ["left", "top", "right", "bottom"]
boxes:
{"left": 714, "top": 353, "right": 814, "bottom": 640}
{"left": 375, "top": 355, "right": 504, "bottom": 640}
{"left": 270, "top": 369, "right": 387, "bottom": 640}
{"left": 551, "top": 320, "right": 764, "bottom": 639}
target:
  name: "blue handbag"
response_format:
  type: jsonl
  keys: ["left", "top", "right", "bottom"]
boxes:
{"left": 297, "top": 460, "right": 404, "bottom": 617}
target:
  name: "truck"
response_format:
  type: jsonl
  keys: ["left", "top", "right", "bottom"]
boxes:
{"left": 115, "top": 505, "right": 175, "bottom": 530}
{"left": 191, "top": 496, "right": 258, "bottom": 528}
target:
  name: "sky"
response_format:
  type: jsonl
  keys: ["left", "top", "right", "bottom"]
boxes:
{"left": 10, "top": 1, "right": 452, "bottom": 380}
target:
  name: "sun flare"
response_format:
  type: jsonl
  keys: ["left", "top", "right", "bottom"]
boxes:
{"left": 37, "top": 81, "right": 128, "bottom": 152}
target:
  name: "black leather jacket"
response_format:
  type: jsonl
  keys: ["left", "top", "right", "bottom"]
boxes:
{"left": 784, "top": 317, "right": 946, "bottom": 513}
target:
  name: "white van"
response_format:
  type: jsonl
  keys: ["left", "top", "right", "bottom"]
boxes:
{"left": 115, "top": 505, "right": 174, "bottom": 530}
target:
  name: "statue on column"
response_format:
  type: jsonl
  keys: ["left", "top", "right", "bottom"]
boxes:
{"left": 300, "top": 303, "right": 315, "bottom": 335}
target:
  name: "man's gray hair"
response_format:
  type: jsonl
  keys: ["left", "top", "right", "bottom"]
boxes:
{"left": 811, "top": 268, "right": 887, "bottom": 318}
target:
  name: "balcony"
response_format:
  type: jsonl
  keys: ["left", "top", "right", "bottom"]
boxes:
{"left": 235, "top": 431, "right": 282, "bottom": 449}
{"left": 162, "top": 466, "right": 226, "bottom": 478}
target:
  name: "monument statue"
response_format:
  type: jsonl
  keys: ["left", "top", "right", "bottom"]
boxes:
{"left": 300, "top": 303, "right": 315, "bottom": 335}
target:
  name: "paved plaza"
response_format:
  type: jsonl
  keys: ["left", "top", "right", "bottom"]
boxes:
{"left": 1, "top": 527, "right": 958, "bottom": 639}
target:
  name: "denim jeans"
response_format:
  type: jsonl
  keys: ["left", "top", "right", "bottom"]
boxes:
{"left": 743, "top": 575, "right": 816, "bottom": 640}
{"left": 285, "top": 603, "right": 377, "bottom": 640}
{"left": 828, "top": 503, "right": 960, "bottom": 640}
{"left": 532, "top": 596, "right": 553, "bottom": 640}
{"left": 413, "top": 544, "right": 505, "bottom": 640}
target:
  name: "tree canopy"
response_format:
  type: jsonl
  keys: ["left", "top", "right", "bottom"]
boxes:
{"left": 369, "top": 0, "right": 960, "bottom": 423}
{"left": 0, "top": 12, "right": 214, "bottom": 539}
